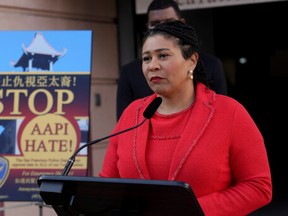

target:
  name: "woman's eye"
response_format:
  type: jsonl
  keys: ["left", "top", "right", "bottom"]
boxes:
{"left": 159, "top": 53, "right": 168, "bottom": 59}
{"left": 142, "top": 56, "right": 151, "bottom": 62}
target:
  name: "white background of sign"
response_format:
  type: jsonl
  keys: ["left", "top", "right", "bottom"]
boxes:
{"left": 135, "top": 0, "right": 284, "bottom": 14}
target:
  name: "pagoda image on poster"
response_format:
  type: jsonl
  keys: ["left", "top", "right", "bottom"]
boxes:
{"left": 0, "top": 30, "right": 92, "bottom": 201}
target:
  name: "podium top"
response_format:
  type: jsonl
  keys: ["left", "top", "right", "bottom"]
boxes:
{"left": 38, "top": 175, "right": 204, "bottom": 216}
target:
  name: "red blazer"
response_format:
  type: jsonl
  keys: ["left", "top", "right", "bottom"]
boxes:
{"left": 100, "top": 83, "right": 272, "bottom": 216}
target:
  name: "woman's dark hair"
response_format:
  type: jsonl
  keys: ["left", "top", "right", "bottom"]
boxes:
{"left": 142, "top": 20, "right": 208, "bottom": 87}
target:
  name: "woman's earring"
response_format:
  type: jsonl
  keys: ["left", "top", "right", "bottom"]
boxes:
{"left": 188, "top": 70, "right": 193, "bottom": 80}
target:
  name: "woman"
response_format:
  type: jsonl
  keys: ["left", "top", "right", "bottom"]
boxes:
{"left": 100, "top": 21, "right": 272, "bottom": 215}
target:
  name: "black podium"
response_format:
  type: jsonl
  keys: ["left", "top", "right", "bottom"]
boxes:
{"left": 38, "top": 175, "right": 204, "bottom": 216}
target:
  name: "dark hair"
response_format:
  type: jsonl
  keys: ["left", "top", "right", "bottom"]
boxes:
{"left": 147, "top": 0, "right": 182, "bottom": 18}
{"left": 142, "top": 20, "right": 207, "bottom": 87}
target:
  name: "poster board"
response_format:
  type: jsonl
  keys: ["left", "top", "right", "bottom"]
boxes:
{"left": 0, "top": 30, "right": 92, "bottom": 201}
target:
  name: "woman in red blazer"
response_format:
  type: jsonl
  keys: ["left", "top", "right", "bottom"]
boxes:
{"left": 100, "top": 21, "right": 272, "bottom": 216}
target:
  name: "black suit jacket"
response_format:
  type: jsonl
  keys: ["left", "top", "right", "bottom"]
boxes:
{"left": 116, "top": 52, "right": 227, "bottom": 120}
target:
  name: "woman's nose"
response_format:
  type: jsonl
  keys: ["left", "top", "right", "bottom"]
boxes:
{"left": 148, "top": 58, "right": 160, "bottom": 71}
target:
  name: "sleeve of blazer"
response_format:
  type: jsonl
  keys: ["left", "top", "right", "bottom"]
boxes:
{"left": 199, "top": 52, "right": 228, "bottom": 95}
{"left": 116, "top": 61, "right": 135, "bottom": 120}
{"left": 116, "top": 59, "right": 153, "bottom": 120}
{"left": 211, "top": 57, "right": 228, "bottom": 95}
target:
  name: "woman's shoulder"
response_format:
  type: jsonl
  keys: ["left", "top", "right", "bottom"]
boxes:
{"left": 121, "top": 94, "right": 157, "bottom": 118}
{"left": 197, "top": 83, "right": 246, "bottom": 112}
{"left": 216, "top": 93, "right": 243, "bottom": 106}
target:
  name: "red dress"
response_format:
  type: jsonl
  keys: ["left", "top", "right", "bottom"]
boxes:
{"left": 100, "top": 83, "right": 272, "bottom": 216}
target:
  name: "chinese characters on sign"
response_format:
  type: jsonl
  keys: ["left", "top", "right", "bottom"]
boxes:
{"left": 0, "top": 30, "right": 92, "bottom": 201}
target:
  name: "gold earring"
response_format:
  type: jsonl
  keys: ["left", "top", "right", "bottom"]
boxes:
{"left": 188, "top": 70, "right": 193, "bottom": 79}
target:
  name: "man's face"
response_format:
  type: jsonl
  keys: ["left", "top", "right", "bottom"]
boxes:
{"left": 147, "top": 7, "right": 184, "bottom": 29}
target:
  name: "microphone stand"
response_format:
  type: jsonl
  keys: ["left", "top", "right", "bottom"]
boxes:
{"left": 61, "top": 96, "right": 162, "bottom": 176}
{"left": 61, "top": 118, "right": 147, "bottom": 176}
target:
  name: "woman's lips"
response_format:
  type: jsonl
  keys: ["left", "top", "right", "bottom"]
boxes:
{"left": 150, "top": 76, "right": 163, "bottom": 83}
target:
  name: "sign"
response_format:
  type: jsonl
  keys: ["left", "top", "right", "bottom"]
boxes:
{"left": 0, "top": 30, "right": 92, "bottom": 201}
{"left": 135, "top": 0, "right": 285, "bottom": 14}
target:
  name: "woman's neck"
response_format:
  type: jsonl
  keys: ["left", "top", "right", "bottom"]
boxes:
{"left": 157, "top": 90, "right": 195, "bottom": 115}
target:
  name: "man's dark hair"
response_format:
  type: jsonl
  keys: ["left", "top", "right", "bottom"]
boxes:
{"left": 147, "top": 0, "right": 182, "bottom": 18}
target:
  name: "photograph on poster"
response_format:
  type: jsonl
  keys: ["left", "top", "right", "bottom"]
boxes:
{"left": 0, "top": 30, "right": 92, "bottom": 201}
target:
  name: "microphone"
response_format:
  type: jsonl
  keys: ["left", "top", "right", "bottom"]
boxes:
{"left": 62, "top": 97, "right": 162, "bottom": 175}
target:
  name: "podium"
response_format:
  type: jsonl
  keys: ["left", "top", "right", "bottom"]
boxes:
{"left": 38, "top": 175, "right": 204, "bottom": 216}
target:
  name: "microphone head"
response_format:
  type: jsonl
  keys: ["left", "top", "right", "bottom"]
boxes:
{"left": 143, "top": 97, "right": 162, "bottom": 119}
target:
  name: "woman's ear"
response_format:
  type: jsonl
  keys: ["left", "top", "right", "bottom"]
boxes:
{"left": 190, "top": 52, "right": 199, "bottom": 68}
